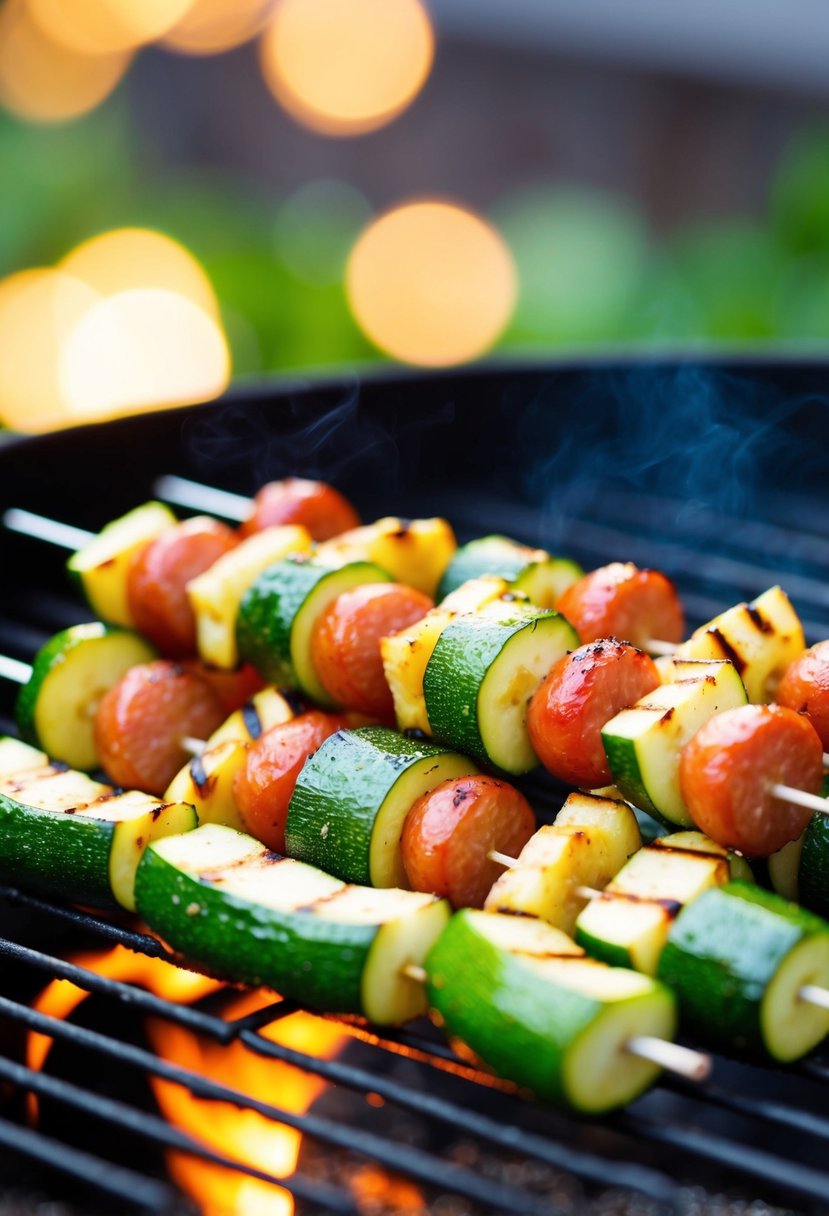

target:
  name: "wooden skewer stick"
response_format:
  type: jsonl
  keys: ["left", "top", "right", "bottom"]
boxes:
{"left": 3, "top": 508, "right": 93, "bottom": 550}
{"left": 153, "top": 475, "right": 250, "bottom": 522}
{"left": 488, "top": 849, "right": 519, "bottom": 869}
{"left": 769, "top": 783, "right": 829, "bottom": 817}
{"left": 624, "top": 1035, "right": 711, "bottom": 1080}
{"left": 643, "top": 638, "right": 679, "bottom": 657}
{"left": 799, "top": 984, "right": 829, "bottom": 1011}
{"left": 401, "top": 963, "right": 711, "bottom": 1080}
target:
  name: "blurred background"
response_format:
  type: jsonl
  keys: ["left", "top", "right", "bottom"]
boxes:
{"left": 3, "top": 0, "right": 829, "bottom": 431}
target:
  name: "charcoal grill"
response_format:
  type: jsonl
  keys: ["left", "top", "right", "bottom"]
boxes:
{"left": 1, "top": 357, "right": 828, "bottom": 1216}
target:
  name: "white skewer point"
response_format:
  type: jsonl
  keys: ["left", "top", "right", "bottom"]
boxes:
{"left": 625, "top": 1034, "right": 711, "bottom": 1081}
{"left": 153, "top": 475, "right": 250, "bottom": 522}
{"left": 644, "top": 638, "right": 679, "bottom": 657}
{"left": 799, "top": 984, "right": 829, "bottom": 1011}
{"left": 3, "top": 508, "right": 93, "bottom": 551}
{"left": 488, "top": 849, "right": 518, "bottom": 869}
{"left": 0, "top": 656, "right": 32, "bottom": 685}
{"left": 770, "top": 783, "right": 829, "bottom": 817}
{"left": 401, "top": 963, "right": 428, "bottom": 984}
{"left": 180, "top": 736, "right": 207, "bottom": 758}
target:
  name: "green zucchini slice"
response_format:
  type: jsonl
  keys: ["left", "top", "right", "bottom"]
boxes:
{"left": 423, "top": 606, "right": 578, "bottom": 774}
{"left": 286, "top": 726, "right": 476, "bottom": 887}
{"left": 437, "top": 535, "right": 582, "bottom": 608}
{"left": 0, "top": 752, "right": 196, "bottom": 910}
{"left": 601, "top": 658, "right": 748, "bottom": 828}
{"left": 658, "top": 880, "right": 829, "bottom": 1061}
{"left": 67, "top": 501, "right": 176, "bottom": 627}
{"left": 135, "top": 824, "right": 451, "bottom": 1023}
{"left": 236, "top": 556, "right": 391, "bottom": 704}
{"left": 425, "top": 909, "right": 676, "bottom": 1112}
{"left": 16, "top": 623, "right": 157, "bottom": 772}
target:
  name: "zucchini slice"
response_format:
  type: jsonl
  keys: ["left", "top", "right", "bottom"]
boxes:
{"left": 236, "top": 556, "right": 391, "bottom": 703}
{"left": 135, "top": 824, "right": 450, "bottom": 1023}
{"left": 380, "top": 575, "right": 512, "bottom": 735}
{"left": 659, "top": 881, "right": 829, "bottom": 1061}
{"left": 165, "top": 740, "right": 249, "bottom": 832}
{"left": 575, "top": 830, "right": 736, "bottom": 975}
{"left": 425, "top": 909, "right": 676, "bottom": 1112}
{"left": 66, "top": 501, "right": 177, "bottom": 627}
{"left": 0, "top": 752, "right": 196, "bottom": 910}
{"left": 423, "top": 606, "right": 579, "bottom": 774}
{"left": 601, "top": 658, "right": 748, "bottom": 828}
{"left": 763, "top": 811, "right": 829, "bottom": 914}
{"left": 186, "top": 525, "right": 313, "bottom": 670}
{"left": 205, "top": 686, "right": 299, "bottom": 748}
{"left": 16, "top": 623, "right": 157, "bottom": 772}
{"left": 315, "top": 516, "right": 456, "bottom": 597}
{"left": 676, "top": 586, "right": 805, "bottom": 703}
{"left": 484, "top": 792, "right": 641, "bottom": 933}
{"left": 285, "top": 726, "right": 476, "bottom": 887}
{"left": 437, "top": 535, "right": 582, "bottom": 608}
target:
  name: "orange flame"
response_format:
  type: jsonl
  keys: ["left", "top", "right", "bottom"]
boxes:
{"left": 29, "top": 945, "right": 426, "bottom": 1214}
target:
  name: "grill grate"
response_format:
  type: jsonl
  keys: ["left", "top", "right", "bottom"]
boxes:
{"left": 1, "top": 365, "right": 829, "bottom": 1215}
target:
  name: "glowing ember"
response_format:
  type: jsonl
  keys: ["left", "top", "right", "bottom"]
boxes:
{"left": 346, "top": 201, "right": 517, "bottom": 366}
{"left": 259, "top": 0, "right": 434, "bottom": 136}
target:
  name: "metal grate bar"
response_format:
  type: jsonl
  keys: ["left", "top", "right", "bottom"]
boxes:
{"left": 0, "top": 937, "right": 236, "bottom": 1042}
{"left": 0, "top": 995, "right": 556, "bottom": 1216}
{"left": 0, "top": 1055, "right": 356, "bottom": 1214}
{"left": 0, "top": 1112, "right": 176, "bottom": 1212}
{"left": 663, "top": 1073, "right": 829, "bottom": 1141}
{"left": 618, "top": 1111, "right": 829, "bottom": 1205}
{"left": 1, "top": 887, "right": 184, "bottom": 961}
{"left": 239, "top": 1026, "right": 678, "bottom": 1207}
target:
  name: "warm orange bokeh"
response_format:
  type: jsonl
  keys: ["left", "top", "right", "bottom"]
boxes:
{"left": 60, "top": 228, "right": 221, "bottom": 321}
{"left": 26, "top": 0, "right": 193, "bottom": 54}
{"left": 59, "top": 288, "right": 231, "bottom": 422}
{"left": 346, "top": 201, "right": 518, "bottom": 366}
{"left": 0, "top": 267, "right": 99, "bottom": 432}
{"left": 162, "top": 0, "right": 274, "bottom": 56}
{"left": 0, "top": 0, "right": 130, "bottom": 123}
{"left": 259, "top": 0, "right": 434, "bottom": 136}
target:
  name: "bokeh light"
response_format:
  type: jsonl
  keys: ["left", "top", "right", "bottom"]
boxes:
{"left": 345, "top": 201, "right": 517, "bottom": 366}
{"left": 259, "top": 0, "right": 433, "bottom": 136}
{"left": 26, "top": 0, "right": 193, "bottom": 55}
{"left": 60, "top": 228, "right": 221, "bottom": 321}
{"left": 0, "top": 0, "right": 130, "bottom": 123}
{"left": 162, "top": 0, "right": 274, "bottom": 56}
{"left": 0, "top": 268, "right": 99, "bottom": 432}
{"left": 60, "top": 289, "right": 230, "bottom": 422}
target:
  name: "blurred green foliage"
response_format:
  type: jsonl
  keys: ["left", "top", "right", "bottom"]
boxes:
{"left": 3, "top": 100, "right": 829, "bottom": 372}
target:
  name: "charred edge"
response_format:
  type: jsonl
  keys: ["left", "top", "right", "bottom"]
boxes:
{"left": 241, "top": 701, "right": 263, "bottom": 741}
{"left": 278, "top": 687, "right": 307, "bottom": 717}
{"left": 188, "top": 754, "right": 210, "bottom": 796}
{"left": 745, "top": 605, "right": 773, "bottom": 635}
{"left": 708, "top": 627, "right": 746, "bottom": 674}
{"left": 295, "top": 886, "right": 348, "bottom": 913}
{"left": 649, "top": 839, "right": 727, "bottom": 860}
{"left": 601, "top": 889, "right": 683, "bottom": 917}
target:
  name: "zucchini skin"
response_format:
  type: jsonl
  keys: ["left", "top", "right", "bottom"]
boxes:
{"left": 658, "top": 880, "right": 829, "bottom": 1057}
{"left": 0, "top": 789, "right": 118, "bottom": 908}
{"left": 236, "top": 556, "right": 389, "bottom": 694}
{"left": 423, "top": 609, "right": 577, "bottom": 773}
{"left": 136, "top": 845, "right": 371, "bottom": 1010}
{"left": 799, "top": 816, "right": 829, "bottom": 917}
{"left": 286, "top": 726, "right": 474, "bottom": 886}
